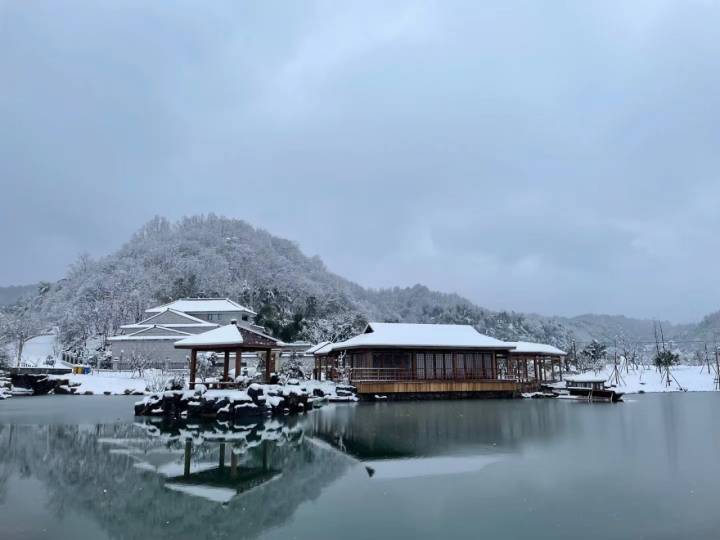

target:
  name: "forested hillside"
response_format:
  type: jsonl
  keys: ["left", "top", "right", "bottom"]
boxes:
{"left": 0, "top": 284, "right": 36, "bottom": 306}
{"left": 1, "top": 215, "right": 576, "bottom": 351}
{"left": 3, "top": 214, "right": 720, "bottom": 359}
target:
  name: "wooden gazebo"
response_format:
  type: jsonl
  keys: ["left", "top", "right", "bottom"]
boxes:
{"left": 175, "top": 320, "right": 283, "bottom": 389}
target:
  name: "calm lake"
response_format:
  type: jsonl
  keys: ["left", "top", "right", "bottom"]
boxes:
{"left": 1, "top": 393, "right": 719, "bottom": 540}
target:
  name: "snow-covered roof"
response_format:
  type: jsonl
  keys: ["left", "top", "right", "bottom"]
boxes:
{"left": 331, "top": 322, "right": 514, "bottom": 351}
{"left": 108, "top": 325, "right": 192, "bottom": 341}
{"left": 121, "top": 308, "right": 219, "bottom": 330}
{"left": 142, "top": 308, "right": 218, "bottom": 325}
{"left": 146, "top": 298, "right": 256, "bottom": 315}
{"left": 305, "top": 341, "right": 332, "bottom": 355}
{"left": 507, "top": 341, "right": 567, "bottom": 356}
{"left": 174, "top": 323, "right": 282, "bottom": 349}
{"left": 120, "top": 322, "right": 218, "bottom": 330}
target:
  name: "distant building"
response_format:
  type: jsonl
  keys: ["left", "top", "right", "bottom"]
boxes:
{"left": 144, "top": 298, "right": 256, "bottom": 325}
{"left": 108, "top": 298, "right": 257, "bottom": 369}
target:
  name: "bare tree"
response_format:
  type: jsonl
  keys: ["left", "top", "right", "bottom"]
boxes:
{"left": 0, "top": 302, "right": 43, "bottom": 367}
{"left": 129, "top": 352, "right": 149, "bottom": 379}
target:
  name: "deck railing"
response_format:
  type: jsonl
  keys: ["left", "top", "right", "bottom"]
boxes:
{"left": 350, "top": 367, "right": 499, "bottom": 382}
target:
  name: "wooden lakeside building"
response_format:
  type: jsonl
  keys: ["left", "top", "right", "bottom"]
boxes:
{"left": 313, "top": 322, "right": 566, "bottom": 398}
{"left": 506, "top": 341, "right": 567, "bottom": 383}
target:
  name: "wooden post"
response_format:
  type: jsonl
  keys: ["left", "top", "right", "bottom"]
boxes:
{"left": 559, "top": 355, "right": 563, "bottom": 381}
{"left": 219, "top": 443, "right": 226, "bottom": 469}
{"left": 184, "top": 440, "right": 191, "bottom": 478}
{"left": 235, "top": 351, "right": 241, "bottom": 380}
{"left": 265, "top": 348, "right": 272, "bottom": 382}
{"left": 189, "top": 349, "right": 197, "bottom": 390}
{"left": 223, "top": 351, "right": 230, "bottom": 381}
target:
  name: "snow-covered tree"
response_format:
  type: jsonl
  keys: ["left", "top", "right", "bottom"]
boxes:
{"left": 579, "top": 340, "right": 607, "bottom": 372}
{"left": 279, "top": 351, "right": 307, "bottom": 381}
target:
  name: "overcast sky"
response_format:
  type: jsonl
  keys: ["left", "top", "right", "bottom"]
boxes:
{"left": 2, "top": 1, "right": 720, "bottom": 322}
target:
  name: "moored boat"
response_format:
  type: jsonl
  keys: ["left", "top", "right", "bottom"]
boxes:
{"left": 563, "top": 376, "right": 624, "bottom": 402}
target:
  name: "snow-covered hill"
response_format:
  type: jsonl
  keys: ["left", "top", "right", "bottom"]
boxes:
{"left": 11, "top": 215, "right": 574, "bottom": 348}
{"left": 4, "top": 215, "right": 720, "bottom": 353}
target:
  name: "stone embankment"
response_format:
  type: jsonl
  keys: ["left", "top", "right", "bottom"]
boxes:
{"left": 134, "top": 382, "right": 357, "bottom": 420}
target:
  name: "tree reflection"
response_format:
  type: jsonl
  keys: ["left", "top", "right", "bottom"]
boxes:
{"left": 0, "top": 417, "right": 354, "bottom": 540}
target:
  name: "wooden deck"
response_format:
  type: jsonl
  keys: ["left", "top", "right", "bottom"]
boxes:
{"left": 354, "top": 379, "right": 521, "bottom": 396}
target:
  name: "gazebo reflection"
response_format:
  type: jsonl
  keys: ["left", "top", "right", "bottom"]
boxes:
{"left": 169, "top": 439, "right": 280, "bottom": 504}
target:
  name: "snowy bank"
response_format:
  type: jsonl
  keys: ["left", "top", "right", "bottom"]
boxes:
{"left": 50, "top": 371, "right": 149, "bottom": 395}
{"left": 551, "top": 365, "right": 718, "bottom": 394}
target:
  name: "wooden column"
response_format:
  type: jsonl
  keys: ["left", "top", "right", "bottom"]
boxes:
{"left": 189, "top": 349, "right": 197, "bottom": 390}
{"left": 265, "top": 348, "right": 272, "bottom": 382}
{"left": 559, "top": 356, "right": 563, "bottom": 381}
{"left": 235, "top": 351, "right": 241, "bottom": 380}
{"left": 223, "top": 351, "right": 230, "bottom": 381}
{"left": 524, "top": 357, "right": 529, "bottom": 381}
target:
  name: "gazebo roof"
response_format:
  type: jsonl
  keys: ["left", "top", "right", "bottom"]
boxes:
{"left": 174, "top": 322, "right": 283, "bottom": 351}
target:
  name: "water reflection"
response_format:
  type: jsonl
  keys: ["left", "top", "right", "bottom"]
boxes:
{"left": 0, "top": 418, "right": 354, "bottom": 540}
{"left": 0, "top": 400, "right": 577, "bottom": 539}
{"left": 4, "top": 396, "right": 717, "bottom": 540}
{"left": 308, "top": 399, "right": 575, "bottom": 460}
{"left": 102, "top": 419, "right": 306, "bottom": 505}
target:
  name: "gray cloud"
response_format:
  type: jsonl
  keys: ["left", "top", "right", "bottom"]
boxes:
{"left": 2, "top": 0, "right": 720, "bottom": 322}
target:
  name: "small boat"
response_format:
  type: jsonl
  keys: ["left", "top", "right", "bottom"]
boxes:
{"left": 563, "top": 377, "right": 624, "bottom": 403}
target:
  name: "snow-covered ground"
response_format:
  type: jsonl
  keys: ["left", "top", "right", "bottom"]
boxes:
{"left": 49, "top": 370, "right": 151, "bottom": 395}
{"left": 43, "top": 371, "right": 347, "bottom": 397}
{"left": 552, "top": 364, "right": 718, "bottom": 394}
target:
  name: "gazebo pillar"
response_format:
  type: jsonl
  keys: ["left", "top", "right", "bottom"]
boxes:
{"left": 235, "top": 351, "right": 241, "bottom": 380}
{"left": 223, "top": 351, "right": 230, "bottom": 381}
{"left": 265, "top": 348, "right": 272, "bottom": 382}
{"left": 183, "top": 440, "right": 192, "bottom": 478}
{"left": 189, "top": 349, "right": 197, "bottom": 390}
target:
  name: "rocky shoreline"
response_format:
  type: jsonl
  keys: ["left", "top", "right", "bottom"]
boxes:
{"left": 134, "top": 382, "right": 357, "bottom": 420}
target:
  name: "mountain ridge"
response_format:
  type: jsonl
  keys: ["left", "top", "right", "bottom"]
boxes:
{"left": 3, "top": 214, "right": 719, "bottom": 351}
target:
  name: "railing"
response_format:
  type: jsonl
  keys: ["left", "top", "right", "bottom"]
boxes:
{"left": 350, "top": 367, "right": 499, "bottom": 382}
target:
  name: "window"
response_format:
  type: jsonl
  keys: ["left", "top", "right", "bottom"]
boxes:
{"left": 417, "top": 353, "right": 427, "bottom": 379}
{"left": 456, "top": 353, "right": 465, "bottom": 379}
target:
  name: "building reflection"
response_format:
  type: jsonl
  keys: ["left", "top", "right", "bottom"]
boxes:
{"left": 307, "top": 399, "right": 575, "bottom": 462}
{"left": 0, "top": 399, "right": 579, "bottom": 539}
